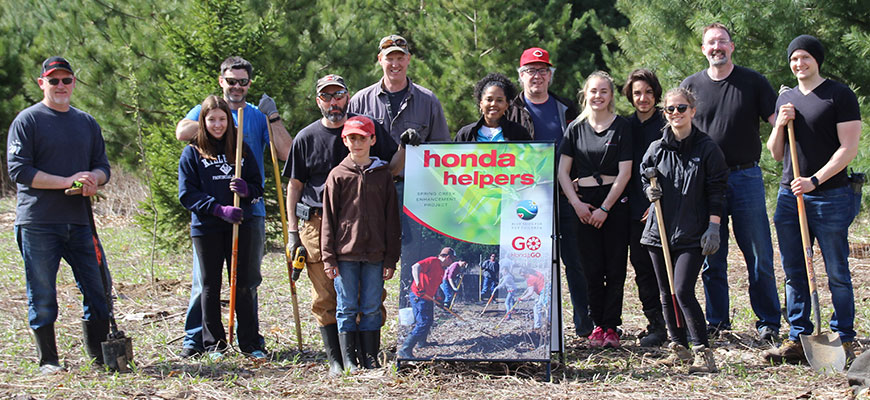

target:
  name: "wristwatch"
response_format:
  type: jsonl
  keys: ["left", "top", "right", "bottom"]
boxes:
{"left": 269, "top": 115, "right": 281, "bottom": 123}
{"left": 810, "top": 175, "right": 820, "bottom": 188}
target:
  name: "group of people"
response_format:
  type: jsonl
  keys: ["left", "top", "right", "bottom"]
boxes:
{"left": 7, "top": 23, "right": 860, "bottom": 377}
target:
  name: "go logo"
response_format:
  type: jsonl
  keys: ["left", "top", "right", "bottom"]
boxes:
{"left": 512, "top": 236, "right": 542, "bottom": 253}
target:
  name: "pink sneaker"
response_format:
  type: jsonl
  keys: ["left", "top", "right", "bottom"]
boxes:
{"left": 587, "top": 326, "right": 604, "bottom": 347}
{"left": 603, "top": 328, "right": 620, "bottom": 348}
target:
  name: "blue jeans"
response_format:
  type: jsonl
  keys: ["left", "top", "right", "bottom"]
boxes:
{"left": 480, "top": 275, "right": 496, "bottom": 299}
{"left": 183, "top": 216, "right": 265, "bottom": 351}
{"left": 408, "top": 291, "right": 434, "bottom": 339}
{"left": 774, "top": 186, "right": 858, "bottom": 342}
{"left": 702, "top": 166, "right": 781, "bottom": 332}
{"left": 503, "top": 289, "right": 516, "bottom": 314}
{"left": 16, "top": 224, "right": 111, "bottom": 330}
{"left": 440, "top": 280, "right": 456, "bottom": 306}
{"left": 333, "top": 261, "right": 384, "bottom": 332}
{"left": 558, "top": 195, "right": 593, "bottom": 336}
{"left": 534, "top": 285, "right": 551, "bottom": 329}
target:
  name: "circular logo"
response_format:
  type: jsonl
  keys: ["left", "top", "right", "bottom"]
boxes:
{"left": 516, "top": 200, "right": 538, "bottom": 220}
{"left": 526, "top": 236, "right": 542, "bottom": 251}
{"left": 533, "top": 49, "right": 544, "bottom": 57}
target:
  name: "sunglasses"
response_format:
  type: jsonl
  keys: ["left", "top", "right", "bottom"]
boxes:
{"left": 318, "top": 90, "right": 348, "bottom": 102}
{"left": 46, "top": 77, "right": 74, "bottom": 86}
{"left": 224, "top": 77, "right": 250, "bottom": 87}
{"left": 664, "top": 104, "right": 690, "bottom": 114}
{"left": 379, "top": 37, "right": 408, "bottom": 50}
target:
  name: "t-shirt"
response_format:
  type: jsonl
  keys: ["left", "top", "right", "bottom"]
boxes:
{"left": 681, "top": 65, "right": 776, "bottom": 167}
{"left": 559, "top": 115, "right": 632, "bottom": 179}
{"left": 411, "top": 256, "right": 445, "bottom": 297}
{"left": 7, "top": 103, "right": 111, "bottom": 225}
{"left": 386, "top": 86, "right": 409, "bottom": 122}
{"left": 185, "top": 102, "right": 268, "bottom": 216}
{"left": 526, "top": 271, "right": 546, "bottom": 294}
{"left": 628, "top": 110, "right": 666, "bottom": 220}
{"left": 442, "top": 261, "right": 462, "bottom": 282}
{"left": 524, "top": 95, "right": 564, "bottom": 145}
{"left": 776, "top": 79, "right": 861, "bottom": 191}
{"left": 476, "top": 125, "right": 504, "bottom": 142}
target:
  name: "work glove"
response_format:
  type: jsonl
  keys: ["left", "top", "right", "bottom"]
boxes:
{"left": 212, "top": 204, "right": 243, "bottom": 224}
{"left": 700, "top": 221, "right": 721, "bottom": 255}
{"left": 258, "top": 94, "right": 278, "bottom": 119}
{"left": 400, "top": 128, "right": 421, "bottom": 147}
{"left": 286, "top": 230, "right": 302, "bottom": 260}
{"left": 645, "top": 185, "right": 662, "bottom": 202}
{"left": 229, "top": 177, "right": 250, "bottom": 198}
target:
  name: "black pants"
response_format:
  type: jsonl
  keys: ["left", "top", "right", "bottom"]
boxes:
{"left": 192, "top": 223, "right": 260, "bottom": 353}
{"left": 647, "top": 246, "right": 708, "bottom": 347}
{"left": 558, "top": 195, "right": 593, "bottom": 336}
{"left": 630, "top": 219, "right": 664, "bottom": 317}
{"left": 574, "top": 185, "right": 629, "bottom": 330}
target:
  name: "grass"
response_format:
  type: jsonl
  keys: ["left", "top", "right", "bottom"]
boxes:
{"left": 0, "top": 174, "right": 867, "bottom": 399}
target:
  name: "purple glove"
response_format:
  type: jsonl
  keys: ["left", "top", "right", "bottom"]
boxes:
{"left": 212, "top": 205, "right": 243, "bottom": 224}
{"left": 229, "top": 178, "right": 249, "bottom": 198}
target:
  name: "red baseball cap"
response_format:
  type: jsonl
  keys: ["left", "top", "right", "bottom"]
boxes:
{"left": 520, "top": 47, "right": 551, "bottom": 67}
{"left": 342, "top": 116, "right": 375, "bottom": 137}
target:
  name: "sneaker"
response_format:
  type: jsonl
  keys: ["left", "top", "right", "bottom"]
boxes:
{"left": 763, "top": 339, "right": 806, "bottom": 364}
{"left": 208, "top": 351, "right": 224, "bottom": 362}
{"left": 250, "top": 350, "right": 267, "bottom": 360}
{"left": 179, "top": 347, "right": 202, "bottom": 359}
{"left": 602, "top": 329, "right": 620, "bottom": 348}
{"left": 38, "top": 363, "right": 64, "bottom": 375}
{"left": 688, "top": 345, "right": 718, "bottom": 373}
{"left": 587, "top": 326, "right": 605, "bottom": 348}
{"left": 654, "top": 342, "right": 693, "bottom": 366}
{"left": 758, "top": 326, "right": 778, "bottom": 344}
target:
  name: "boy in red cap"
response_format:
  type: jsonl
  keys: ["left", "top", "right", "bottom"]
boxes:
{"left": 321, "top": 115, "right": 400, "bottom": 372}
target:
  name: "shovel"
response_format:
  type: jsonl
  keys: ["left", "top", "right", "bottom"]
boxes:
{"left": 779, "top": 88, "right": 846, "bottom": 372}
{"left": 642, "top": 167, "right": 683, "bottom": 328}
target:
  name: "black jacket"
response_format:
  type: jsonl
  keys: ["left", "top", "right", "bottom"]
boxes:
{"left": 505, "top": 91, "right": 579, "bottom": 139}
{"left": 639, "top": 126, "right": 728, "bottom": 249}
{"left": 454, "top": 117, "right": 532, "bottom": 142}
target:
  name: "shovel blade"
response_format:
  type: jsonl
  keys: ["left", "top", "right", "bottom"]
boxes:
{"left": 801, "top": 332, "right": 845, "bottom": 374}
{"left": 102, "top": 335, "right": 134, "bottom": 372}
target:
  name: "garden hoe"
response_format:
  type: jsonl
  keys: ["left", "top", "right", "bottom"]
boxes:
{"left": 479, "top": 291, "right": 496, "bottom": 316}
{"left": 642, "top": 167, "right": 683, "bottom": 328}
{"left": 779, "top": 86, "right": 845, "bottom": 373}
{"left": 227, "top": 107, "right": 245, "bottom": 347}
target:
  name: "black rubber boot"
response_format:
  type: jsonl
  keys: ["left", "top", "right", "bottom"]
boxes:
{"left": 319, "top": 324, "right": 344, "bottom": 376}
{"left": 398, "top": 334, "right": 419, "bottom": 359}
{"left": 639, "top": 310, "right": 667, "bottom": 347}
{"left": 81, "top": 319, "right": 109, "bottom": 365}
{"left": 338, "top": 332, "right": 359, "bottom": 373}
{"left": 33, "top": 324, "right": 63, "bottom": 374}
{"left": 359, "top": 330, "right": 381, "bottom": 369}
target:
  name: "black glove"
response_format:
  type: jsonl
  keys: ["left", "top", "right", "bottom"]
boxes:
{"left": 258, "top": 94, "right": 278, "bottom": 119}
{"left": 400, "top": 128, "right": 421, "bottom": 147}
{"left": 286, "top": 230, "right": 302, "bottom": 259}
{"left": 700, "top": 222, "right": 721, "bottom": 255}
{"left": 645, "top": 185, "right": 662, "bottom": 202}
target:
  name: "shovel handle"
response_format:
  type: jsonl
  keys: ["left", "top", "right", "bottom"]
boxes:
{"left": 649, "top": 177, "right": 682, "bottom": 328}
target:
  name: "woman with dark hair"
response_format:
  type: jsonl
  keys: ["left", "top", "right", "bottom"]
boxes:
{"left": 454, "top": 73, "right": 531, "bottom": 142}
{"left": 640, "top": 87, "right": 728, "bottom": 373}
{"left": 178, "top": 95, "right": 266, "bottom": 360}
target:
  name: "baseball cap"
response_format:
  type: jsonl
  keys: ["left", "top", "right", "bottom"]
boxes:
{"left": 520, "top": 47, "right": 551, "bottom": 67}
{"left": 341, "top": 116, "right": 375, "bottom": 138}
{"left": 439, "top": 247, "right": 456, "bottom": 257}
{"left": 316, "top": 74, "right": 347, "bottom": 93}
{"left": 378, "top": 34, "right": 410, "bottom": 57}
{"left": 42, "top": 56, "right": 74, "bottom": 77}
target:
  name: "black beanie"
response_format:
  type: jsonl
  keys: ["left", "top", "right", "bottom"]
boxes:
{"left": 787, "top": 34, "right": 825, "bottom": 70}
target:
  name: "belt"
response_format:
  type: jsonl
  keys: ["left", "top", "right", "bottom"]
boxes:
{"left": 730, "top": 161, "right": 758, "bottom": 172}
{"left": 394, "top": 176, "right": 404, "bottom": 183}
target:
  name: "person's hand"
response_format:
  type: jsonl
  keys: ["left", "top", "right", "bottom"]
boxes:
{"left": 212, "top": 205, "right": 243, "bottom": 224}
{"left": 383, "top": 266, "right": 395, "bottom": 280}
{"left": 700, "top": 221, "right": 721, "bottom": 255}
{"left": 776, "top": 103, "right": 795, "bottom": 129}
{"left": 571, "top": 200, "right": 594, "bottom": 224}
{"left": 69, "top": 171, "right": 98, "bottom": 196}
{"left": 400, "top": 128, "right": 421, "bottom": 147}
{"left": 324, "top": 265, "right": 338, "bottom": 279}
{"left": 229, "top": 178, "right": 250, "bottom": 197}
{"left": 790, "top": 176, "right": 816, "bottom": 195}
{"left": 258, "top": 94, "right": 279, "bottom": 119}
{"left": 645, "top": 185, "right": 662, "bottom": 202}
{"left": 588, "top": 208, "right": 608, "bottom": 229}
{"left": 286, "top": 231, "right": 301, "bottom": 259}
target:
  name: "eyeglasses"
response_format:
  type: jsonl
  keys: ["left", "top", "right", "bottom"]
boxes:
{"left": 521, "top": 67, "right": 550, "bottom": 77}
{"left": 704, "top": 39, "right": 731, "bottom": 47}
{"left": 224, "top": 77, "right": 250, "bottom": 87}
{"left": 318, "top": 90, "right": 348, "bottom": 102}
{"left": 379, "top": 37, "right": 408, "bottom": 50}
{"left": 46, "top": 77, "right": 73, "bottom": 86}
{"left": 664, "top": 104, "right": 690, "bottom": 114}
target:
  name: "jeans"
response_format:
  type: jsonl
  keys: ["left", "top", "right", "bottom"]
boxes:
{"left": 183, "top": 216, "right": 264, "bottom": 351}
{"left": 440, "top": 280, "right": 456, "bottom": 306}
{"left": 408, "top": 291, "right": 433, "bottom": 339}
{"left": 533, "top": 285, "right": 551, "bottom": 329}
{"left": 649, "top": 246, "right": 708, "bottom": 347}
{"left": 558, "top": 195, "right": 593, "bottom": 336}
{"left": 334, "top": 261, "right": 384, "bottom": 332}
{"left": 16, "top": 224, "right": 111, "bottom": 330}
{"left": 702, "top": 166, "right": 781, "bottom": 332}
{"left": 774, "top": 186, "right": 858, "bottom": 342}
{"left": 503, "top": 289, "right": 516, "bottom": 314}
{"left": 480, "top": 275, "right": 496, "bottom": 299}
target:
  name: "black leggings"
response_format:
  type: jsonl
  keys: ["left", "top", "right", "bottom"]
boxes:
{"left": 647, "top": 246, "right": 708, "bottom": 347}
{"left": 192, "top": 223, "right": 260, "bottom": 353}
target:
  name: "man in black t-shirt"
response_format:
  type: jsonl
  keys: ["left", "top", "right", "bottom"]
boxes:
{"left": 765, "top": 35, "right": 861, "bottom": 364}
{"left": 282, "top": 74, "right": 395, "bottom": 376}
{"left": 681, "top": 23, "right": 781, "bottom": 342}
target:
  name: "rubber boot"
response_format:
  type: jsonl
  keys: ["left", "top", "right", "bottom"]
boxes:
{"left": 81, "top": 319, "right": 109, "bottom": 365}
{"left": 688, "top": 344, "right": 718, "bottom": 373}
{"left": 33, "top": 324, "right": 63, "bottom": 374}
{"left": 398, "top": 334, "right": 419, "bottom": 359}
{"left": 359, "top": 330, "right": 381, "bottom": 369}
{"left": 319, "top": 324, "right": 344, "bottom": 377}
{"left": 338, "top": 332, "right": 359, "bottom": 373}
{"left": 639, "top": 310, "right": 667, "bottom": 347}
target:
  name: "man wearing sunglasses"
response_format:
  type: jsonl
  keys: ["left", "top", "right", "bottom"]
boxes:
{"left": 173, "top": 56, "right": 293, "bottom": 358}
{"left": 7, "top": 56, "right": 112, "bottom": 374}
{"left": 283, "top": 74, "right": 395, "bottom": 375}
{"left": 680, "top": 23, "right": 781, "bottom": 344}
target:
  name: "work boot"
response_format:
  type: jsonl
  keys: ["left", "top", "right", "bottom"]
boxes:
{"left": 32, "top": 325, "right": 63, "bottom": 375}
{"left": 359, "top": 330, "right": 381, "bottom": 369}
{"left": 81, "top": 319, "right": 109, "bottom": 365}
{"left": 338, "top": 332, "right": 359, "bottom": 373}
{"left": 844, "top": 341, "right": 858, "bottom": 366}
{"left": 763, "top": 338, "right": 806, "bottom": 364}
{"left": 319, "top": 324, "right": 344, "bottom": 377}
{"left": 639, "top": 311, "right": 667, "bottom": 347}
{"left": 398, "top": 334, "right": 419, "bottom": 359}
{"left": 688, "top": 345, "right": 718, "bottom": 373}
{"left": 654, "top": 342, "right": 693, "bottom": 367}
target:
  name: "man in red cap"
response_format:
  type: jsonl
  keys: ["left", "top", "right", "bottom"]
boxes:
{"left": 7, "top": 56, "right": 112, "bottom": 374}
{"left": 397, "top": 247, "right": 456, "bottom": 358}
